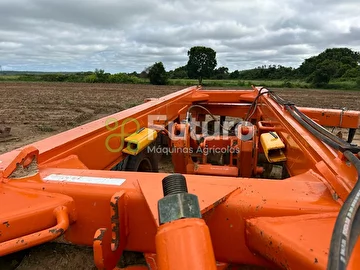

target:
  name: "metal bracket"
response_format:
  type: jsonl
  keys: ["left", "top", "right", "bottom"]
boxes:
{"left": 2, "top": 146, "right": 39, "bottom": 180}
{"left": 339, "top": 107, "right": 347, "bottom": 128}
{"left": 93, "top": 191, "right": 128, "bottom": 270}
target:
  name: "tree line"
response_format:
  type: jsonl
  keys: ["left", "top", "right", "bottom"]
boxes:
{"left": 163, "top": 47, "right": 360, "bottom": 87}
{"left": 1, "top": 47, "right": 359, "bottom": 88}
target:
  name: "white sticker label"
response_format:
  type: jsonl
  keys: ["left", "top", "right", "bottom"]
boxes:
{"left": 44, "top": 174, "right": 126, "bottom": 186}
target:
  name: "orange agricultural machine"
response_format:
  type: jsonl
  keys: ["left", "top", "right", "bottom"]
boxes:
{"left": 0, "top": 86, "right": 360, "bottom": 270}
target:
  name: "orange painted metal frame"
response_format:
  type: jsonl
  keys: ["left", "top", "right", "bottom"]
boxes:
{"left": 0, "top": 86, "right": 359, "bottom": 269}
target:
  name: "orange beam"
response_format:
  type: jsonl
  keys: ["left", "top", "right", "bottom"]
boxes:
{"left": 4, "top": 168, "right": 342, "bottom": 268}
{"left": 0, "top": 86, "right": 199, "bottom": 172}
{"left": 297, "top": 107, "right": 360, "bottom": 129}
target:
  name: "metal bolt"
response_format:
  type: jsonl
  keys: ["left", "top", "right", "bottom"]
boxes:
{"left": 162, "top": 173, "right": 188, "bottom": 196}
{"left": 158, "top": 174, "right": 201, "bottom": 225}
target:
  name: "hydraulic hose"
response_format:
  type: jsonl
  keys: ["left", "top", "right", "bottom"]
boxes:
{"left": 284, "top": 104, "right": 342, "bottom": 151}
{"left": 269, "top": 91, "right": 360, "bottom": 153}
{"left": 290, "top": 105, "right": 353, "bottom": 149}
{"left": 244, "top": 87, "right": 270, "bottom": 121}
{"left": 264, "top": 88, "right": 360, "bottom": 270}
{"left": 327, "top": 151, "right": 360, "bottom": 270}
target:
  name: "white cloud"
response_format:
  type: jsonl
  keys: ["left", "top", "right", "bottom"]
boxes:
{"left": 0, "top": 0, "right": 359, "bottom": 72}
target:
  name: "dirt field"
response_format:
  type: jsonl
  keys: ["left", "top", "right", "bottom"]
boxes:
{"left": 0, "top": 82, "right": 359, "bottom": 155}
{"left": 0, "top": 82, "right": 185, "bottom": 154}
{"left": 0, "top": 82, "right": 360, "bottom": 269}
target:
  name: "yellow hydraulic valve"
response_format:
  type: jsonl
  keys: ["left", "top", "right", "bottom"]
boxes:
{"left": 260, "top": 131, "right": 287, "bottom": 163}
{"left": 122, "top": 127, "right": 157, "bottom": 156}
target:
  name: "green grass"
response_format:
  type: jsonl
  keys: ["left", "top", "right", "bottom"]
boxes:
{"left": 0, "top": 75, "right": 21, "bottom": 81}
{"left": 168, "top": 79, "right": 309, "bottom": 88}
{"left": 0, "top": 74, "right": 359, "bottom": 91}
{"left": 328, "top": 80, "right": 359, "bottom": 90}
{"left": 168, "top": 79, "right": 360, "bottom": 90}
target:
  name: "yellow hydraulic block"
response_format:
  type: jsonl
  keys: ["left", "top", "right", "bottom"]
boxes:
{"left": 260, "top": 131, "right": 287, "bottom": 163}
{"left": 122, "top": 127, "right": 157, "bottom": 156}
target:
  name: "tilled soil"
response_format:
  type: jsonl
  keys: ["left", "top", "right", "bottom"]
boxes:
{"left": 0, "top": 82, "right": 183, "bottom": 154}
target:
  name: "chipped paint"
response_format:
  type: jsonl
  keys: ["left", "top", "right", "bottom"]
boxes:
{"left": 94, "top": 228, "right": 106, "bottom": 242}
{"left": 110, "top": 195, "right": 120, "bottom": 251}
{"left": 49, "top": 228, "right": 65, "bottom": 235}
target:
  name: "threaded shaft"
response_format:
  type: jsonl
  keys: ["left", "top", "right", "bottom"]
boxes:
{"left": 162, "top": 174, "right": 188, "bottom": 196}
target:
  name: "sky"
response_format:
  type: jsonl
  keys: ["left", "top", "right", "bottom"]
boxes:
{"left": 0, "top": 0, "right": 360, "bottom": 73}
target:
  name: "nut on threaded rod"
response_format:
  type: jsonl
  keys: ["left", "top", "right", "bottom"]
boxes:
{"left": 162, "top": 174, "right": 188, "bottom": 196}
{"left": 158, "top": 174, "right": 201, "bottom": 225}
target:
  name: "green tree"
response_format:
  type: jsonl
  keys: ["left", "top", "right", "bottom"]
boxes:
{"left": 342, "top": 68, "right": 360, "bottom": 78}
{"left": 310, "top": 65, "right": 331, "bottom": 87}
{"left": 94, "top": 68, "right": 109, "bottom": 83}
{"left": 148, "top": 62, "right": 168, "bottom": 85}
{"left": 336, "top": 64, "right": 352, "bottom": 78}
{"left": 297, "top": 48, "right": 360, "bottom": 80}
{"left": 187, "top": 46, "right": 217, "bottom": 84}
{"left": 229, "top": 70, "right": 240, "bottom": 79}
{"left": 213, "top": 66, "right": 229, "bottom": 79}
{"left": 169, "top": 65, "right": 188, "bottom": 79}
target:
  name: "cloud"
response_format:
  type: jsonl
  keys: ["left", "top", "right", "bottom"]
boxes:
{"left": 0, "top": 0, "right": 359, "bottom": 72}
